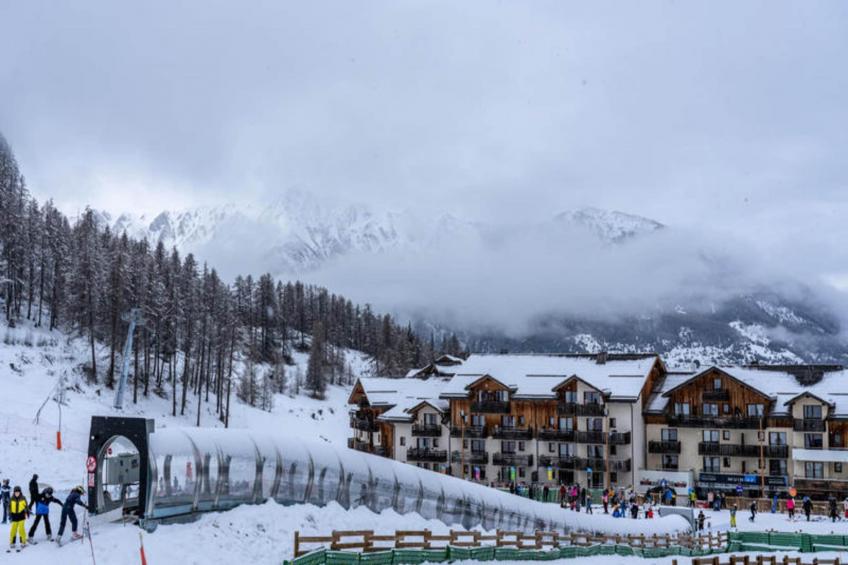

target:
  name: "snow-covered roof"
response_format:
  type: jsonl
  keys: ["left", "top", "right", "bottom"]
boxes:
{"left": 354, "top": 377, "right": 450, "bottom": 422}
{"left": 645, "top": 373, "right": 695, "bottom": 413}
{"left": 657, "top": 365, "right": 848, "bottom": 417}
{"left": 793, "top": 449, "right": 848, "bottom": 463}
{"left": 438, "top": 353, "right": 659, "bottom": 402}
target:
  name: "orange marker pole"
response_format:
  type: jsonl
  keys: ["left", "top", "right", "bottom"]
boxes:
{"left": 57, "top": 430, "right": 62, "bottom": 450}
{"left": 139, "top": 532, "right": 148, "bottom": 565}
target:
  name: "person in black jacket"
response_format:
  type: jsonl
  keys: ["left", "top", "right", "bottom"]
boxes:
{"left": 1, "top": 480, "right": 10, "bottom": 524}
{"left": 27, "top": 475, "right": 38, "bottom": 512}
{"left": 28, "top": 487, "right": 62, "bottom": 542}
{"left": 55, "top": 486, "right": 88, "bottom": 543}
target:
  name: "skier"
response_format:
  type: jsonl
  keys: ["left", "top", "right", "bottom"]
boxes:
{"left": 802, "top": 496, "right": 812, "bottom": 522}
{"left": 28, "top": 487, "right": 62, "bottom": 542}
{"left": 771, "top": 493, "right": 778, "bottom": 513}
{"left": 786, "top": 496, "right": 795, "bottom": 520}
{"left": 843, "top": 496, "right": 848, "bottom": 520}
{"left": 56, "top": 486, "right": 88, "bottom": 545}
{"left": 688, "top": 489, "right": 696, "bottom": 508}
{"left": 828, "top": 495, "right": 838, "bottom": 523}
{"left": 697, "top": 510, "right": 706, "bottom": 531}
{"left": 730, "top": 505, "right": 737, "bottom": 529}
{"left": 8, "top": 486, "right": 28, "bottom": 551}
{"left": 1, "top": 480, "right": 9, "bottom": 524}
{"left": 748, "top": 500, "right": 757, "bottom": 522}
{"left": 630, "top": 502, "right": 639, "bottom": 519}
{"left": 602, "top": 490, "right": 609, "bottom": 514}
{"left": 27, "top": 475, "right": 38, "bottom": 512}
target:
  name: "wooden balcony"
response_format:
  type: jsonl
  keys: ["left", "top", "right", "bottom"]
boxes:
{"left": 577, "top": 431, "right": 607, "bottom": 444}
{"left": 411, "top": 423, "right": 442, "bottom": 437}
{"left": 491, "top": 426, "right": 534, "bottom": 440}
{"left": 350, "top": 417, "right": 380, "bottom": 432}
{"left": 470, "top": 400, "right": 510, "bottom": 414}
{"left": 667, "top": 415, "right": 761, "bottom": 429}
{"left": 451, "top": 450, "right": 489, "bottom": 465}
{"left": 492, "top": 453, "right": 534, "bottom": 467}
{"left": 557, "top": 402, "right": 605, "bottom": 417}
{"left": 648, "top": 440, "right": 681, "bottom": 454}
{"left": 609, "top": 459, "right": 632, "bottom": 472}
{"left": 698, "top": 442, "right": 763, "bottom": 457}
{"left": 702, "top": 390, "right": 730, "bottom": 401}
{"left": 406, "top": 448, "right": 447, "bottom": 462}
{"left": 794, "top": 419, "right": 826, "bottom": 432}
{"left": 449, "top": 425, "right": 487, "bottom": 438}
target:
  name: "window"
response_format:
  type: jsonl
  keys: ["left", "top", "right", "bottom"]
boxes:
{"left": 805, "top": 462, "right": 824, "bottom": 478}
{"left": 400, "top": 437, "right": 406, "bottom": 446}
{"left": 662, "top": 455, "right": 679, "bottom": 469}
{"left": 770, "top": 459, "right": 787, "bottom": 475}
{"left": 518, "top": 467, "right": 525, "bottom": 478}
{"left": 471, "top": 414, "right": 485, "bottom": 427}
{"left": 703, "top": 403, "right": 719, "bottom": 416}
{"left": 423, "top": 413, "right": 437, "bottom": 425}
{"left": 559, "top": 417, "right": 574, "bottom": 431}
{"left": 559, "top": 443, "right": 574, "bottom": 457}
{"left": 518, "top": 415, "right": 525, "bottom": 426}
{"left": 610, "top": 445, "right": 617, "bottom": 455}
{"left": 723, "top": 404, "right": 730, "bottom": 414}
{"left": 433, "top": 438, "right": 439, "bottom": 448}
{"left": 548, "top": 416, "right": 556, "bottom": 427}
{"left": 804, "top": 433, "right": 823, "bottom": 449}
{"left": 417, "top": 437, "right": 430, "bottom": 449}
{"left": 674, "top": 403, "right": 690, "bottom": 416}
{"left": 722, "top": 430, "right": 730, "bottom": 441}
{"left": 747, "top": 404, "right": 765, "bottom": 417}
{"left": 502, "top": 441, "right": 516, "bottom": 454}
{"left": 470, "top": 440, "right": 485, "bottom": 452}
{"left": 713, "top": 378, "right": 722, "bottom": 390}
{"left": 584, "top": 391, "right": 602, "bottom": 404}
{"left": 703, "top": 457, "right": 720, "bottom": 473}
{"left": 609, "top": 418, "right": 617, "bottom": 428}
{"left": 661, "top": 428, "right": 678, "bottom": 441}
{"left": 563, "top": 391, "right": 577, "bottom": 403}
{"left": 462, "top": 439, "right": 468, "bottom": 449}
{"left": 804, "top": 405, "right": 822, "bottom": 419}
{"left": 610, "top": 472, "right": 618, "bottom": 484}
{"left": 757, "top": 431, "right": 765, "bottom": 442}
{"left": 518, "top": 441, "right": 525, "bottom": 452}
{"left": 723, "top": 457, "right": 730, "bottom": 468}
{"left": 769, "top": 432, "right": 787, "bottom": 446}
{"left": 703, "top": 430, "right": 719, "bottom": 443}
{"left": 501, "top": 415, "right": 515, "bottom": 428}
{"left": 548, "top": 442, "right": 555, "bottom": 453}
{"left": 588, "top": 418, "right": 603, "bottom": 431}
{"left": 836, "top": 463, "right": 843, "bottom": 473}
{"left": 588, "top": 445, "right": 604, "bottom": 458}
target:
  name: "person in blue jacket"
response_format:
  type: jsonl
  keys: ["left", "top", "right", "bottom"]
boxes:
{"left": 28, "top": 487, "right": 62, "bottom": 542}
{"left": 55, "top": 486, "right": 88, "bottom": 544}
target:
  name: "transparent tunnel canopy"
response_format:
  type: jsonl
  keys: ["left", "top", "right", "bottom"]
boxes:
{"left": 99, "top": 423, "right": 690, "bottom": 534}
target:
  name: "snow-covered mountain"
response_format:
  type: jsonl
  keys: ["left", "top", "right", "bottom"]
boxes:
{"left": 104, "top": 194, "right": 848, "bottom": 364}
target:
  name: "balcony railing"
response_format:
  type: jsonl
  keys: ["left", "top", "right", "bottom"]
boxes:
{"left": 608, "top": 431, "right": 631, "bottom": 445}
{"left": 411, "top": 423, "right": 442, "bottom": 437}
{"left": 350, "top": 417, "right": 380, "bottom": 432}
{"left": 491, "top": 426, "right": 534, "bottom": 440}
{"left": 537, "top": 428, "right": 576, "bottom": 442}
{"left": 578, "top": 431, "right": 607, "bottom": 444}
{"left": 794, "top": 419, "right": 826, "bottom": 432}
{"left": 662, "top": 463, "right": 680, "bottom": 471}
{"left": 406, "top": 448, "right": 447, "bottom": 462}
{"left": 470, "top": 400, "right": 510, "bottom": 414}
{"left": 451, "top": 450, "right": 489, "bottom": 465}
{"left": 697, "top": 442, "right": 791, "bottom": 458}
{"left": 539, "top": 455, "right": 578, "bottom": 469}
{"left": 492, "top": 453, "right": 534, "bottom": 467}
{"left": 576, "top": 457, "right": 606, "bottom": 472}
{"left": 557, "top": 402, "right": 605, "bottom": 416}
{"left": 765, "top": 445, "right": 789, "bottom": 458}
{"left": 702, "top": 390, "right": 730, "bottom": 401}
{"left": 609, "top": 459, "right": 632, "bottom": 472}
{"left": 348, "top": 438, "right": 370, "bottom": 452}
{"left": 648, "top": 440, "right": 681, "bottom": 454}
{"left": 450, "top": 425, "right": 488, "bottom": 438}
{"left": 667, "top": 415, "right": 761, "bottom": 429}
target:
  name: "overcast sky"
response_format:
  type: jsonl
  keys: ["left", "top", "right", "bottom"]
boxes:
{"left": 1, "top": 1, "right": 847, "bottom": 288}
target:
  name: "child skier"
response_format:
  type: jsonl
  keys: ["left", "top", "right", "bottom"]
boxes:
{"left": 28, "top": 487, "right": 62, "bottom": 542}
{"left": 56, "top": 486, "right": 88, "bottom": 545}
{"left": 749, "top": 500, "right": 757, "bottom": 522}
{"left": 730, "top": 505, "right": 737, "bottom": 528}
{"left": 8, "top": 486, "right": 28, "bottom": 551}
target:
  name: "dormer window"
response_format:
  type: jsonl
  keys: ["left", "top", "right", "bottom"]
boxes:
{"left": 563, "top": 391, "right": 577, "bottom": 403}
{"left": 803, "top": 405, "right": 823, "bottom": 419}
{"left": 713, "top": 378, "right": 722, "bottom": 390}
{"left": 584, "top": 391, "right": 601, "bottom": 405}
{"left": 747, "top": 404, "right": 765, "bottom": 417}
{"left": 674, "top": 402, "right": 690, "bottom": 416}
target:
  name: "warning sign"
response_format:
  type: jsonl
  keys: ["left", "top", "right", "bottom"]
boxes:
{"left": 86, "top": 456, "right": 97, "bottom": 472}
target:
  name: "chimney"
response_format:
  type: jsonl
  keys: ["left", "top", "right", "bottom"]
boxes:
{"left": 596, "top": 351, "right": 608, "bottom": 365}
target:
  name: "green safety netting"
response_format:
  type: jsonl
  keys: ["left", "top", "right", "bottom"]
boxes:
{"left": 469, "top": 546, "right": 495, "bottom": 561}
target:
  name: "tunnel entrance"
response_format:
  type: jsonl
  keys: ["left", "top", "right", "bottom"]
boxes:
{"left": 97, "top": 434, "right": 141, "bottom": 515}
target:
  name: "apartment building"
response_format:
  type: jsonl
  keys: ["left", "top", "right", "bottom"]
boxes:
{"left": 349, "top": 352, "right": 666, "bottom": 490}
{"left": 643, "top": 364, "right": 848, "bottom": 498}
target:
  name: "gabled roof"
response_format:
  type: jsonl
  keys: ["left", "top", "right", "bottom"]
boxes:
{"left": 465, "top": 374, "right": 516, "bottom": 392}
{"left": 783, "top": 391, "right": 834, "bottom": 407}
{"left": 661, "top": 366, "right": 772, "bottom": 401}
{"left": 551, "top": 374, "right": 601, "bottom": 394}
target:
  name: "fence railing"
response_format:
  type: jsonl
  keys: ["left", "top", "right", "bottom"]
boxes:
{"left": 293, "top": 529, "right": 730, "bottom": 557}
{"left": 694, "top": 557, "right": 841, "bottom": 565}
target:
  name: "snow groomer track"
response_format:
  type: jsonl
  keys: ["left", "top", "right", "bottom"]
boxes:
{"left": 86, "top": 416, "right": 688, "bottom": 535}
